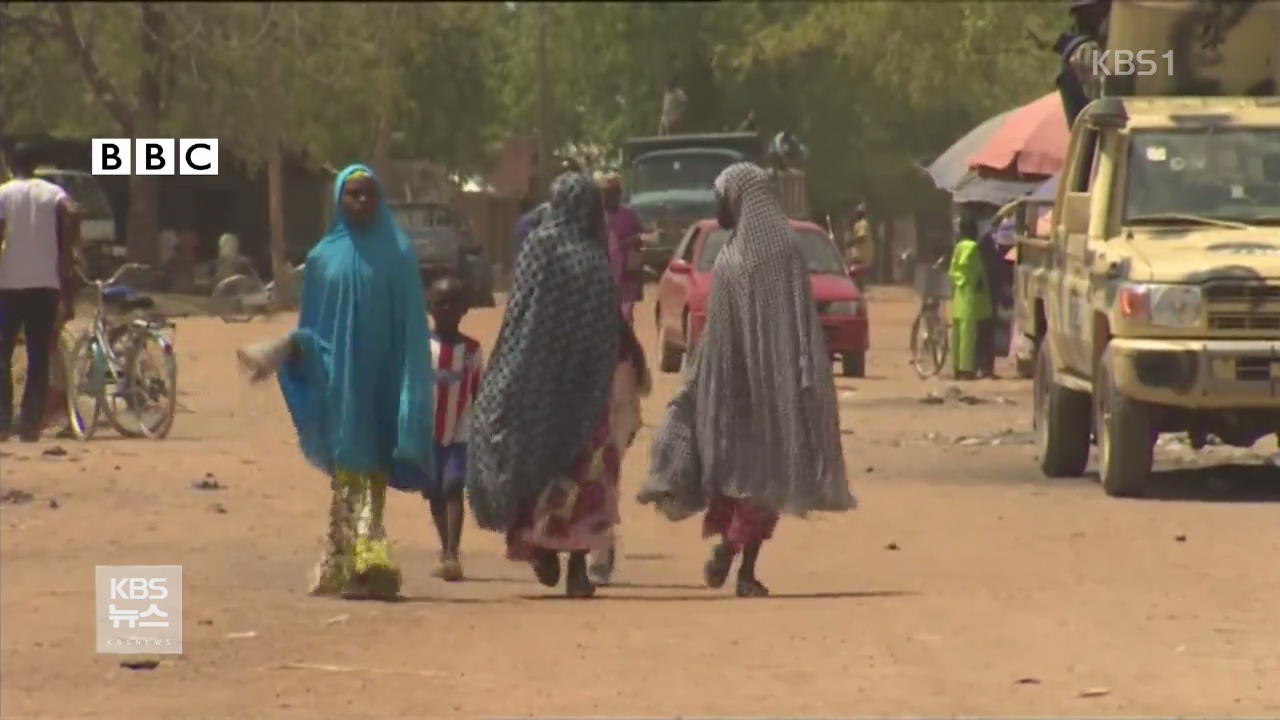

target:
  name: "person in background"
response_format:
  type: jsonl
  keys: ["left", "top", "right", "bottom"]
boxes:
{"left": 846, "top": 203, "right": 873, "bottom": 280}
{"left": 737, "top": 111, "right": 758, "bottom": 133}
{"left": 948, "top": 216, "right": 993, "bottom": 381}
{"left": 1055, "top": 0, "right": 1111, "bottom": 126}
{"left": 586, "top": 172, "right": 645, "bottom": 584}
{"left": 513, "top": 194, "right": 538, "bottom": 257}
{"left": 466, "top": 172, "right": 621, "bottom": 599}
{"left": 640, "top": 163, "right": 855, "bottom": 598}
{"left": 0, "top": 142, "right": 80, "bottom": 442}
{"left": 599, "top": 173, "right": 644, "bottom": 326}
{"left": 975, "top": 225, "right": 1008, "bottom": 379}
{"left": 392, "top": 275, "right": 483, "bottom": 583}
{"left": 215, "top": 233, "right": 243, "bottom": 284}
{"left": 589, "top": 314, "right": 652, "bottom": 586}
{"left": 770, "top": 130, "right": 808, "bottom": 171}
{"left": 514, "top": 159, "right": 582, "bottom": 260}
{"left": 159, "top": 229, "right": 180, "bottom": 267}
{"left": 279, "top": 164, "right": 434, "bottom": 600}
{"left": 659, "top": 76, "right": 688, "bottom": 136}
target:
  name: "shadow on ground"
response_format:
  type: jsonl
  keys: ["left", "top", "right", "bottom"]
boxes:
{"left": 1131, "top": 463, "right": 1280, "bottom": 503}
{"left": 520, "top": 589, "right": 915, "bottom": 602}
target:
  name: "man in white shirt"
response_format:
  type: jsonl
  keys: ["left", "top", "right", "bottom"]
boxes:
{"left": 0, "top": 143, "right": 79, "bottom": 442}
{"left": 659, "top": 76, "right": 687, "bottom": 136}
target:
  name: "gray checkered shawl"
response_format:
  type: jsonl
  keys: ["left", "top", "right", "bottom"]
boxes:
{"left": 466, "top": 173, "right": 621, "bottom": 532}
{"left": 640, "top": 163, "right": 855, "bottom": 519}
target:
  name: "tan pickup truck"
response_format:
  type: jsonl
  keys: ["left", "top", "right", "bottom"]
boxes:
{"left": 1028, "top": 95, "right": 1280, "bottom": 496}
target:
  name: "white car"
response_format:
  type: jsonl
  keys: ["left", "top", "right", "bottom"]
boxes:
{"left": 35, "top": 168, "right": 125, "bottom": 275}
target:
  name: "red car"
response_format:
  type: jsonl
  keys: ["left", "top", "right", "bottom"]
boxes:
{"left": 655, "top": 219, "right": 870, "bottom": 377}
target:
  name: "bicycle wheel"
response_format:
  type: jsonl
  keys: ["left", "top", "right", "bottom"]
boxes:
{"left": 932, "top": 318, "right": 951, "bottom": 376}
{"left": 911, "top": 311, "right": 940, "bottom": 378}
{"left": 122, "top": 327, "right": 178, "bottom": 439}
{"left": 66, "top": 330, "right": 104, "bottom": 441}
{"left": 908, "top": 312, "right": 923, "bottom": 366}
{"left": 211, "top": 274, "right": 264, "bottom": 323}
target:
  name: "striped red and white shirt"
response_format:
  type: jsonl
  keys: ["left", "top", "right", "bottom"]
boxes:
{"left": 431, "top": 334, "right": 484, "bottom": 446}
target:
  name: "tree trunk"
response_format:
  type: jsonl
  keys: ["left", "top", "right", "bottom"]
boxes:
{"left": 128, "top": 2, "right": 165, "bottom": 266}
{"left": 261, "top": 3, "right": 292, "bottom": 307}
{"left": 369, "top": 6, "right": 395, "bottom": 178}
{"left": 535, "top": 3, "right": 551, "bottom": 202}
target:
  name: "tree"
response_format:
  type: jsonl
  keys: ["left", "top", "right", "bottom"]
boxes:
{"left": 51, "top": 3, "right": 168, "bottom": 263}
{"left": 6, "top": 1, "right": 1065, "bottom": 268}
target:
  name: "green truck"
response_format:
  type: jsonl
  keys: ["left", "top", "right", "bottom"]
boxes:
{"left": 622, "top": 132, "right": 808, "bottom": 274}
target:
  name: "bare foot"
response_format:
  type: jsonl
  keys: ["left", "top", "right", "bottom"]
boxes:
{"left": 439, "top": 558, "right": 464, "bottom": 582}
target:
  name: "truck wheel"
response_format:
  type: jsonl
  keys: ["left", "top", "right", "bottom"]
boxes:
{"left": 679, "top": 309, "right": 693, "bottom": 372}
{"left": 1015, "top": 339, "right": 1037, "bottom": 379}
{"left": 656, "top": 306, "right": 683, "bottom": 374}
{"left": 1034, "top": 339, "right": 1091, "bottom": 477}
{"left": 1015, "top": 356, "right": 1034, "bottom": 379}
{"left": 1096, "top": 347, "right": 1155, "bottom": 498}
{"left": 841, "top": 351, "right": 866, "bottom": 378}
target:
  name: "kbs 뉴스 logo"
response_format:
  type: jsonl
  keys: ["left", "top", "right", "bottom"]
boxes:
{"left": 95, "top": 565, "right": 183, "bottom": 654}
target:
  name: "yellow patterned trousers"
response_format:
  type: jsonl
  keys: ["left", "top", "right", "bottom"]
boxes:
{"left": 309, "top": 470, "right": 402, "bottom": 600}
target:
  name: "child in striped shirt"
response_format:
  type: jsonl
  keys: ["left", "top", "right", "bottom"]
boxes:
{"left": 426, "top": 276, "right": 483, "bottom": 582}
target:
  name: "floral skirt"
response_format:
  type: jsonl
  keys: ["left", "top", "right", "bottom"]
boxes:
{"left": 506, "top": 420, "right": 621, "bottom": 560}
{"left": 309, "top": 469, "right": 402, "bottom": 600}
{"left": 702, "top": 496, "right": 780, "bottom": 551}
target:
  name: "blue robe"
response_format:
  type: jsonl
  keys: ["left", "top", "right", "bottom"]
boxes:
{"left": 279, "top": 164, "right": 434, "bottom": 480}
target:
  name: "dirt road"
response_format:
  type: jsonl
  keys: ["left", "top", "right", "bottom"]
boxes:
{"left": 2, "top": 287, "right": 1277, "bottom": 719}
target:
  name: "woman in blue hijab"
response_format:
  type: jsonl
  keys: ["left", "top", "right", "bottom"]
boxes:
{"left": 279, "top": 164, "right": 434, "bottom": 600}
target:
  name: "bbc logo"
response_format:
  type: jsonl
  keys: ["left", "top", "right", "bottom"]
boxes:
{"left": 92, "top": 138, "right": 219, "bottom": 176}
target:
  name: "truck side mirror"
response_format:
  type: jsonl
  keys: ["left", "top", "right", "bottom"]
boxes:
{"left": 1062, "top": 192, "right": 1091, "bottom": 236}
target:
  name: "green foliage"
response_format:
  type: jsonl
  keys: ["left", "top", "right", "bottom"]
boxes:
{"left": 3, "top": 1, "right": 1064, "bottom": 216}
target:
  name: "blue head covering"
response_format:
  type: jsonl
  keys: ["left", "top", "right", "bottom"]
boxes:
{"left": 279, "top": 164, "right": 434, "bottom": 479}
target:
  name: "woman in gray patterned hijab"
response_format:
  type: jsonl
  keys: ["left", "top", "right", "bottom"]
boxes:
{"left": 466, "top": 171, "right": 622, "bottom": 597}
{"left": 639, "top": 162, "right": 855, "bottom": 597}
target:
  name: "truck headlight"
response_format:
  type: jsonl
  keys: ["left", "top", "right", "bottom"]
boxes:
{"left": 1119, "top": 283, "right": 1202, "bottom": 327}
{"left": 825, "top": 300, "right": 860, "bottom": 316}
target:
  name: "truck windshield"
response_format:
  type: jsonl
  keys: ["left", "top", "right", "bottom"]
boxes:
{"left": 1124, "top": 129, "right": 1280, "bottom": 225}
{"left": 633, "top": 152, "right": 735, "bottom": 195}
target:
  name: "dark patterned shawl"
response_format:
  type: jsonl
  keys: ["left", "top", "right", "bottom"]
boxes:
{"left": 466, "top": 173, "right": 621, "bottom": 531}
{"left": 640, "top": 163, "right": 855, "bottom": 519}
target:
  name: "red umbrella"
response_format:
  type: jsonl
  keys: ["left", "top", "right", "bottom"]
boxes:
{"left": 967, "top": 92, "right": 1070, "bottom": 178}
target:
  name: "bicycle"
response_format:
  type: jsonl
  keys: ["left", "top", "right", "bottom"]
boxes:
{"left": 65, "top": 263, "right": 179, "bottom": 440}
{"left": 908, "top": 255, "right": 952, "bottom": 379}
{"left": 210, "top": 260, "right": 304, "bottom": 323}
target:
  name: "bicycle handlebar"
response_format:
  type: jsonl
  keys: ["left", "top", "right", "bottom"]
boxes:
{"left": 78, "top": 263, "right": 154, "bottom": 288}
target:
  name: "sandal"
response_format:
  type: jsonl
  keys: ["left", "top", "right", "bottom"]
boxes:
{"left": 587, "top": 546, "right": 615, "bottom": 586}
{"left": 703, "top": 542, "right": 734, "bottom": 589}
